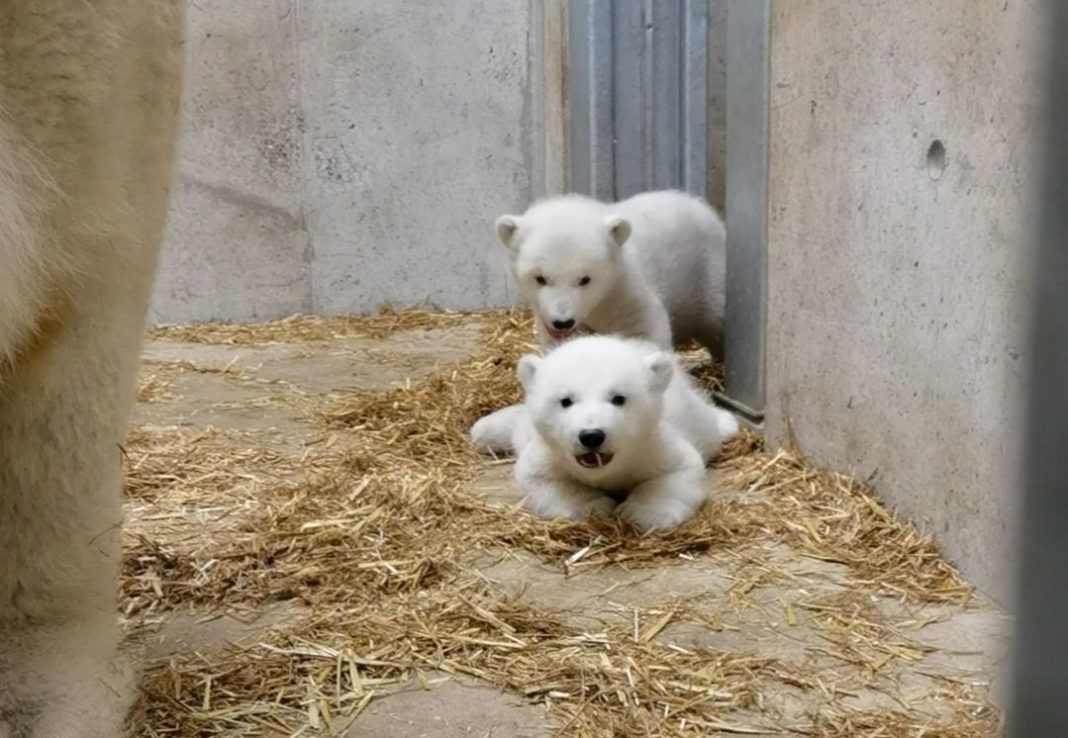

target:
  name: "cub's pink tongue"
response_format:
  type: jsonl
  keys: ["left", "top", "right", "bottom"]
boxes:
{"left": 576, "top": 452, "right": 613, "bottom": 468}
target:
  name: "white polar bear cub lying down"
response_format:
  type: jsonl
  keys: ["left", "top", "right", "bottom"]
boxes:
{"left": 511, "top": 336, "right": 739, "bottom": 530}
{"left": 495, "top": 190, "right": 726, "bottom": 356}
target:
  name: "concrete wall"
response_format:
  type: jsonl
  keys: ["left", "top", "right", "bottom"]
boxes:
{"left": 764, "top": 0, "right": 1043, "bottom": 599}
{"left": 151, "top": 0, "right": 536, "bottom": 323}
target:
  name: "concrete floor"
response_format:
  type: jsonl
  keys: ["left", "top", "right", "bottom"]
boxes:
{"left": 126, "top": 321, "right": 1010, "bottom": 736}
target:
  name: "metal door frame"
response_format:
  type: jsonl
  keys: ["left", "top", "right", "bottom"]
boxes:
{"left": 565, "top": 0, "right": 769, "bottom": 424}
{"left": 566, "top": 0, "right": 710, "bottom": 202}
{"left": 718, "top": 0, "right": 769, "bottom": 425}
{"left": 1008, "top": 0, "right": 1068, "bottom": 732}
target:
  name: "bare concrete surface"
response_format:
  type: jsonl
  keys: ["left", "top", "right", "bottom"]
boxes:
{"left": 339, "top": 676, "right": 551, "bottom": 738}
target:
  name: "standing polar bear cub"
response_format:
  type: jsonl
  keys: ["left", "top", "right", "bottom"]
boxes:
{"left": 511, "top": 336, "right": 739, "bottom": 530}
{"left": 495, "top": 190, "right": 727, "bottom": 356}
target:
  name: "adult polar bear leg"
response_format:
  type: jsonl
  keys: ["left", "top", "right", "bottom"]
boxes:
{"left": 0, "top": 2, "right": 183, "bottom": 736}
{"left": 0, "top": 617, "right": 133, "bottom": 737}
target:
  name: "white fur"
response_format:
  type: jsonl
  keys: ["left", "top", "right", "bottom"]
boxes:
{"left": 495, "top": 190, "right": 726, "bottom": 356}
{"left": 470, "top": 403, "right": 528, "bottom": 455}
{"left": 511, "top": 336, "right": 738, "bottom": 530}
{"left": 473, "top": 190, "right": 727, "bottom": 455}
{"left": 0, "top": 3, "right": 183, "bottom": 735}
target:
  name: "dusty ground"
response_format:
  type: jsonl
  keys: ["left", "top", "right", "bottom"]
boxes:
{"left": 123, "top": 310, "right": 1009, "bottom": 737}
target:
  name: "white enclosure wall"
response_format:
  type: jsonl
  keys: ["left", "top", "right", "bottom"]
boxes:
{"left": 764, "top": 1, "right": 1043, "bottom": 600}
{"left": 151, "top": 1, "right": 535, "bottom": 323}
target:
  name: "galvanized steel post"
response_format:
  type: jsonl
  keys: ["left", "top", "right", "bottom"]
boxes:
{"left": 1008, "top": 1, "right": 1068, "bottom": 734}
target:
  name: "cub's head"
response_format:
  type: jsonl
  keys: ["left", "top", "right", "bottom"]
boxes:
{"left": 494, "top": 205, "right": 632, "bottom": 341}
{"left": 517, "top": 337, "right": 673, "bottom": 475}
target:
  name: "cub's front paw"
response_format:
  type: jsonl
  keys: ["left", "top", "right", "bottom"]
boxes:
{"left": 618, "top": 495, "right": 700, "bottom": 530}
{"left": 525, "top": 485, "right": 617, "bottom": 521}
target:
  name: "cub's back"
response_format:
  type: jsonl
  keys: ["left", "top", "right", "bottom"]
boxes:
{"left": 614, "top": 190, "right": 726, "bottom": 346}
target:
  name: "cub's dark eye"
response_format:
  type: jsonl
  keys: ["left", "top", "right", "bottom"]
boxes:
{"left": 611, "top": 394, "right": 626, "bottom": 406}
{"left": 560, "top": 397, "right": 573, "bottom": 408}
{"left": 535, "top": 276, "right": 547, "bottom": 286}
{"left": 578, "top": 276, "right": 591, "bottom": 286}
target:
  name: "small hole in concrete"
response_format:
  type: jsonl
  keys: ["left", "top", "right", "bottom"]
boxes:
{"left": 926, "top": 139, "right": 946, "bottom": 180}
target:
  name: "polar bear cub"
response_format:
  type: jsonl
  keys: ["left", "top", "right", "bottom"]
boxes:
{"left": 510, "top": 336, "right": 739, "bottom": 530}
{"left": 495, "top": 190, "right": 726, "bottom": 356}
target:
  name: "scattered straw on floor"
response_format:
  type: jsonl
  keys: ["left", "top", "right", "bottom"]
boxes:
{"left": 148, "top": 304, "right": 475, "bottom": 345}
{"left": 124, "top": 307, "right": 997, "bottom": 738}
{"left": 137, "top": 372, "right": 179, "bottom": 404}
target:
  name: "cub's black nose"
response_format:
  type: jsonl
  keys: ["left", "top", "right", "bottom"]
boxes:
{"left": 552, "top": 319, "right": 575, "bottom": 330}
{"left": 578, "top": 429, "right": 605, "bottom": 449}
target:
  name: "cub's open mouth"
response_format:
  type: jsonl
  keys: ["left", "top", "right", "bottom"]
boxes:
{"left": 545, "top": 324, "right": 575, "bottom": 340}
{"left": 576, "top": 451, "right": 614, "bottom": 469}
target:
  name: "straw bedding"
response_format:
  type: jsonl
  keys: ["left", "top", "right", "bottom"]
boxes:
{"left": 125, "top": 308, "right": 999, "bottom": 737}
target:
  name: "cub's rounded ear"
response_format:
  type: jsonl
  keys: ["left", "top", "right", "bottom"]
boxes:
{"left": 644, "top": 352, "right": 674, "bottom": 394}
{"left": 604, "top": 214, "right": 632, "bottom": 248}
{"left": 495, "top": 215, "right": 522, "bottom": 249}
{"left": 517, "top": 354, "right": 543, "bottom": 392}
